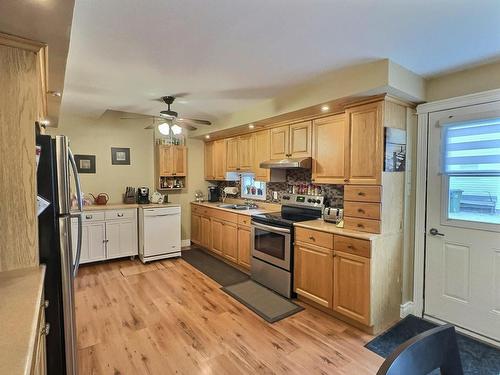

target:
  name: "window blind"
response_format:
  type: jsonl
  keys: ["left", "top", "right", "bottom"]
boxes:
{"left": 443, "top": 117, "right": 500, "bottom": 175}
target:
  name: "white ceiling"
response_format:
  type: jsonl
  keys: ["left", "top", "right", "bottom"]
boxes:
{"left": 62, "top": 0, "right": 500, "bottom": 122}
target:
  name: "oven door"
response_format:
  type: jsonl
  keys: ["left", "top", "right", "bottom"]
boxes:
{"left": 251, "top": 222, "right": 291, "bottom": 271}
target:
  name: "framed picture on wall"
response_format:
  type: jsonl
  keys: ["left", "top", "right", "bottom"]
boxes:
{"left": 384, "top": 128, "right": 407, "bottom": 172}
{"left": 74, "top": 154, "right": 96, "bottom": 173}
{"left": 111, "top": 147, "right": 130, "bottom": 165}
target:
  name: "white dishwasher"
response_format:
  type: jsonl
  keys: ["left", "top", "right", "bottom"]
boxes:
{"left": 138, "top": 205, "right": 181, "bottom": 263}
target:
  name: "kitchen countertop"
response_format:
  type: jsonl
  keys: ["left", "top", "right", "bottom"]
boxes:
{"left": 0, "top": 265, "right": 46, "bottom": 375}
{"left": 294, "top": 219, "right": 380, "bottom": 240}
{"left": 191, "top": 201, "right": 278, "bottom": 216}
{"left": 81, "top": 203, "right": 180, "bottom": 211}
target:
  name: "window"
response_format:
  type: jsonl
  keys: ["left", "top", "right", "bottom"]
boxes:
{"left": 443, "top": 117, "right": 500, "bottom": 224}
{"left": 241, "top": 174, "right": 266, "bottom": 200}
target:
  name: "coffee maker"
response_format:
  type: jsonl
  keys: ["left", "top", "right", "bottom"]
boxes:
{"left": 137, "top": 186, "right": 150, "bottom": 204}
{"left": 207, "top": 186, "right": 220, "bottom": 202}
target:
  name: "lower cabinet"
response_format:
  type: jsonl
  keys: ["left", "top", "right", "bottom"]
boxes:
{"left": 333, "top": 251, "right": 370, "bottom": 325}
{"left": 72, "top": 209, "right": 138, "bottom": 264}
{"left": 191, "top": 213, "right": 201, "bottom": 244}
{"left": 222, "top": 221, "right": 238, "bottom": 262}
{"left": 237, "top": 227, "right": 251, "bottom": 268}
{"left": 32, "top": 299, "right": 47, "bottom": 375}
{"left": 294, "top": 242, "right": 333, "bottom": 308}
{"left": 211, "top": 218, "right": 224, "bottom": 255}
{"left": 201, "top": 216, "right": 211, "bottom": 249}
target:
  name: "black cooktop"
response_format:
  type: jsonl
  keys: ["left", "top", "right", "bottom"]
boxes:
{"left": 251, "top": 205, "right": 322, "bottom": 228}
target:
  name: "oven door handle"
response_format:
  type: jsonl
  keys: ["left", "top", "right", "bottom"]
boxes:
{"left": 252, "top": 222, "right": 291, "bottom": 234}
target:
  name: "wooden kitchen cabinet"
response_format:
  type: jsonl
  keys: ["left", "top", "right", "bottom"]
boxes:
{"left": 226, "top": 138, "right": 239, "bottom": 171}
{"left": 270, "top": 121, "right": 312, "bottom": 159}
{"left": 270, "top": 125, "right": 289, "bottom": 159}
{"left": 294, "top": 242, "right": 333, "bottom": 308}
{"left": 222, "top": 221, "right": 238, "bottom": 262}
{"left": 213, "top": 139, "right": 227, "bottom": 179}
{"left": 237, "top": 227, "right": 251, "bottom": 269}
{"left": 201, "top": 216, "right": 211, "bottom": 249}
{"left": 157, "top": 145, "right": 187, "bottom": 177}
{"left": 346, "top": 102, "right": 383, "bottom": 185}
{"left": 211, "top": 218, "right": 224, "bottom": 255}
{"left": 191, "top": 213, "right": 201, "bottom": 244}
{"left": 204, "top": 141, "right": 215, "bottom": 180}
{"left": 333, "top": 251, "right": 370, "bottom": 325}
{"left": 238, "top": 134, "right": 254, "bottom": 171}
{"left": 312, "top": 114, "right": 348, "bottom": 184}
{"left": 253, "top": 130, "right": 271, "bottom": 181}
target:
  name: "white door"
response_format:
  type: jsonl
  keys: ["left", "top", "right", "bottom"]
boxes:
{"left": 425, "top": 101, "right": 500, "bottom": 342}
{"left": 106, "top": 220, "right": 137, "bottom": 259}
{"left": 85, "top": 222, "right": 106, "bottom": 262}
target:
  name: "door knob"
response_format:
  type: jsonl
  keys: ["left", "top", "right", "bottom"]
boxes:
{"left": 429, "top": 228, "right": 445, "bottom": 237}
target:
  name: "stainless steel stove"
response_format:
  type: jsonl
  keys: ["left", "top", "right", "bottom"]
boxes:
{"left": 251, "top": 194, "right": 324, "bottom": 298}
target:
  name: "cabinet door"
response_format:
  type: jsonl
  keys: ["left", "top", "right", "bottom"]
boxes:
{"left": 158, "top": 146, "right": 173, "bottom": 176}
{"left": 106, "top": 220, "right": 137, "bottom": 259}
{"left": 204, "top": 142, "right": 215, "bottom": 180}
{"left": 333, "top": 251, "right": 370, "bottom": 324}
{"left": 226, "top": 138, "right": 239, "bottom": 171}
{"left": 270, "top": 125, "right": 289, "bottom": 159}
{"left": 211, "top": 218, "right": 224, "bottom": 255}
{"left": 201, "top": 216, "right": 211, "bottom": 249}
{"left": 86, "top": 222, "right": 106, "bottom": 262}
{"left": 237, "top": 227, "right": 251, "bottom": 269}
{"left": 214, "top": 139, "right": 227, "bottom": 179}
{"left": 346, "top": 102, "right": 383, "bottom": 185}
{"left": 289, "top": 121, "right": 312, "bottom": 157}
{"left": 253, "top": 130, "right": 270, "bottom": 181}
{"left": 312, "top": 114, "right": 348, "bottom": 184}
{"left": 238, "top": 135, "right": 254, "bottom": 171}
{"left": 294, "top": 243, "right": 333, "bottom": 308}
{"left": 222, "top": 221, "right": 238, "bottom": 262}
{"left": 191, "top": 213, "right": 201, "bottom": 244}
{"left": 172, "top": 146, "right": 187, "bottom": 176}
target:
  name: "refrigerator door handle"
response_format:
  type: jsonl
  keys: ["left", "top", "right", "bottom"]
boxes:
{"left": 68, "top": 149, "right": 83, "bottom": 277}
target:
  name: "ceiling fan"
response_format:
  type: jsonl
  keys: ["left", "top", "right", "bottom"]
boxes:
{"left": 120, "top": 96, "right": 211, "bottom": 133}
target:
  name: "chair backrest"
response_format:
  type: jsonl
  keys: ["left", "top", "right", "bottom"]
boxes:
{"left": 377, "top": 324, "right": 464, "bottom": 375}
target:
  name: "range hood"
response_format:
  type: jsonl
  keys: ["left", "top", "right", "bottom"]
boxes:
{"left": 260, "top": 157, "right": 312, "bottom": 169}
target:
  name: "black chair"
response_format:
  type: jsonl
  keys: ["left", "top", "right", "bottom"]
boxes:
{"left": 377, "top": 324, "right": 464, "bottom": 375}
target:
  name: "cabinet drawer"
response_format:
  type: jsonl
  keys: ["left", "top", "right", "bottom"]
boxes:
{"left": 295, "top": 227, "right": 333, "bottom": 249}
{"left": 334, "top": 235, "right": 371, "bottom": 258}
{"left": 105, "top": 209, "right": 136, "bottom": 221}
{"left": 237, "top": 215, "right": 251, "bottom": 227}
{"left": 212, "top": 209, "right": 238, "bottom": 223}
{"left": 82, "top": 211, "right": 105, "bottom": 222}
{"left": 344, "top": 201, "right": 381, "bottom": 220}
{"left": 192, "top": 205, "right": 212, "bottom": 217}
{"left": 344, "top": 185, "right": 381, "bottom": 202}
{"left": 344, "top": 217, "right": 381, "bottom": 234}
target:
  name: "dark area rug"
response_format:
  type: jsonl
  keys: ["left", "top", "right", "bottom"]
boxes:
{"left": 222, "top": 279, "right": 304, "bottom": 323}
{"left": 181, "top": 247, "right": 249, "bottom": 286}
{"left": 365, "top": 315, "right": 500, "bottom": 375}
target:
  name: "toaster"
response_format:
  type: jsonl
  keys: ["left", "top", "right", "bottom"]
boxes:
{"left": 323, "top": 207, "right": 344, "bottom": 227}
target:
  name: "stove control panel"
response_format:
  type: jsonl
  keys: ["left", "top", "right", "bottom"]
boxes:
{"left": 281, "top": 194, "right": 324, "bottom": 208}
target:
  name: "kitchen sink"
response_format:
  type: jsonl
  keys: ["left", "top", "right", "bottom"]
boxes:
{"left": 217, "top": 203, "right": 259, "bottom": 210}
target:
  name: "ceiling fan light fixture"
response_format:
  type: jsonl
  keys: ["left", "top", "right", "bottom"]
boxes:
{"left": 158, "top": 122, "right": 170, "bottom": 135}
{"left": 171, "top": 124, "right": 182, "bottom": 135}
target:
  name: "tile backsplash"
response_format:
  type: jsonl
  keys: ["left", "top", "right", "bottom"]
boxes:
{"left": 214, "top": 169, "right": 344, "bottom": 207}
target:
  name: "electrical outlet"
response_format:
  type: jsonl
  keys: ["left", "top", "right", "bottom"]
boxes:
{"left": 273, "top": 191, "right": 278, "bottom": 200}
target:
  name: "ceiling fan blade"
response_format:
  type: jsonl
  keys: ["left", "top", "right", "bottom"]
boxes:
{"left": 178, "top": 117, "right": 211, "bottom": 126}
{"left": 144, "top": 124, "right": 155, "bottom": 130}
{"left": 173, "top": 121, "right": 197, "bottom": 131}
{"left": 120, "top": 116, "right": 154, "bottom": 120}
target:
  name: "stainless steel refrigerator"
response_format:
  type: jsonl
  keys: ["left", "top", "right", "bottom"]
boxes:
{"left": 37, "top": 134, "right": 83, "bottom": 375}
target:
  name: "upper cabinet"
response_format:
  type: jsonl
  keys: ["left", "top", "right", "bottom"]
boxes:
{"left": 213, "top": 139, "right": 227, "bottom": 180}
{"left": 226, "top": 135, "right": 254, "bottom": 172}
{"left": 270, "top": 121, "right": 312, "bottom": 159}
{"left": 157, "top": 145, "right": 187, "bottom": 177}
{"left": 312, "top": 114, "right": 348, "bottom": 184}
{"left": 204, "top": 141, "right": 215, "bottom": 180}
{"left": 346, "top": 102, "right": 383, "bottom": 185}
{"left": 253, "top": 130, "right": 271, "bottom": 181}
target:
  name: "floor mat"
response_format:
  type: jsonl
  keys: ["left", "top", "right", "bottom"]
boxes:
{"left": 365, "top": 315, "right": 500, "bottom": 375}
{"left": 181, "top": 248, "right": 249, "bottom": 286}
{"left": 222, "top": 279, "right": 304, "bottom": 323}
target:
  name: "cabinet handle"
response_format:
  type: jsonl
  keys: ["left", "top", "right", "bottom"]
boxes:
{"left": 42, "top": 299, "right": 49, "bottom": 309}
{"left": 357, "top": 209, "right": 365, "bottom": 214}
{"left": 347, "top": 245, "right": 354, "bottom": 249}
{"left": 357, "top": 223, "right": 364, "bottom": 228}
{"left": 42, "top": 323, "right": 50, "bottom": 336}
{"left": 358, "top": 192, "right": 366, "bottom": 196}
{"left": 343, "top": 178, "right": 349, "bottom": 182}
{"left": 117, "top": 213, "right": 124, "bottom": 217}
{"left": 309, "top": 236, "right": 315, "bottom": 241}
{"left": 86, "top": 215, "right": 93, "bottom": 219}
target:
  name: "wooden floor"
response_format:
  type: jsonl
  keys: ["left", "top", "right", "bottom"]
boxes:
{"left": 75, "top": 256, "right": 383, "bottom": 374}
